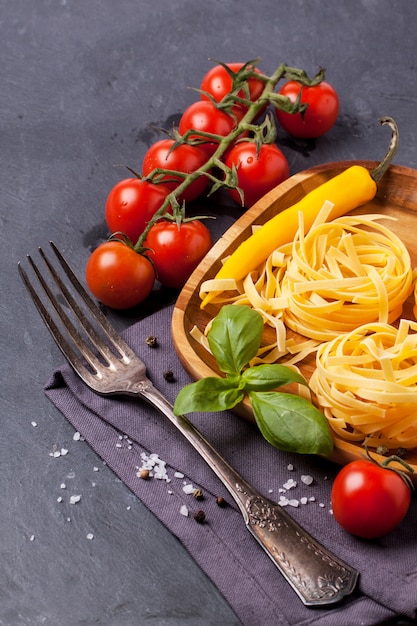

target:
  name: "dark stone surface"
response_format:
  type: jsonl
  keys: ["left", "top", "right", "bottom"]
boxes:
{"left": 1, "top": 1, "right": 417, "bottom": 624}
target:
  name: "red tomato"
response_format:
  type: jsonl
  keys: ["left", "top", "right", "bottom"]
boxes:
{"left": 86, "top": 241, "right": 155, "bottom": 310}
{"left": 224, "top": 142, "right": 290, "bottom": 208}
{"left": 179, "top": 100, "right": 238, "bottom": 157}
{"left": 200, "top": 62, "right": 265, "bottom": 117}
{"left": 144, "top": 220, "right": 212, "bottom": 288}
{"left": 142, "top": 139, "right": 208, "bottom": 203}
{"left": 331, "top": 460, "right": 411, "bottom": 539}
{"left": 275, "top": 80, "right": 339, "bottom": 138}
{"left": 105, "top": 178, "right": 171, "bottom": 244}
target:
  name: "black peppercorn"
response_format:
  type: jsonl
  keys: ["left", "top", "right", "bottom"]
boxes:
{"left": 146, "top": 335, "right": 158, "bottom": 348}
{"left": 163, "top": 370, "right": 175, "bottom": 382}
{"left": 216, "top": 496, "right": 227, "bottom": 508}
{"left": 193, "top": 510, "right": 206, "bottom": 523}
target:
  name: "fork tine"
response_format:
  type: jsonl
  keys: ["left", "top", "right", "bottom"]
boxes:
{"left": 49, "top": 241, "right": 135, "bottom": 361}
{"left": 18, "top": 244, "right": 133, "bottom": 388}
{"left": 38, "top": 245, "right": 123, "bottom": 366}
{"left": 18, "top": 258, "right": 97, "bottom": 383}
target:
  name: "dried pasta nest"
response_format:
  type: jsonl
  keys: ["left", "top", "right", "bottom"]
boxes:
{"left": 310, "top": 319, "right": 417, "bottom": 449}
{"left": 281, "top": 214, "right": 413, "bottom": 342}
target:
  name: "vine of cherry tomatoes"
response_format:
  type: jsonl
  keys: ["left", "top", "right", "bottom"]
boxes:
{"left": 87, "top": 60, "right": 339, "bottom": 310}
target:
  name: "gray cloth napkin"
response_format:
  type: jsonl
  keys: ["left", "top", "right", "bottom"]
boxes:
{"left": 45, "top": 304, "right": 417, "bottom": 626}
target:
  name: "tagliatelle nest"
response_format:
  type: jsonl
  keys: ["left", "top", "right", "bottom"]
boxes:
{"left": 281, "top": 213, "right": 413, "bottom": 341}
{"left": 310, "top": 319, "right": 417, "bottom": 449}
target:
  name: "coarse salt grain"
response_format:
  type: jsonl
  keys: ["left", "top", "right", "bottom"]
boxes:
{"left": 180, "top": 505, "right": 189, "bottom": 517}
{"left": 288, "top": 499, "right": 300, "bottom": 508}
{"left": 301, "top": 475, "right": 314, "bottom": 485}
{"left": 182, "top": 484, "right": 195, "bottom": 495}
{"left": 283, "top": 478, "right": 297, "bottom": 490}
{"left": 86, "top": 533, "right": 94, "bottom": 540}
{"left": 174, "top": 472, "right": 184, "bottom": 479}
{"left": 60, "top": 448, "right": 68, "bottom": 456}
{"left": 31, "top": 421, "right": 37, "bottom": 427}
{"left": 73, "top": 432, "right": 81, "bottom": 441}
{"left": 69, "top": 495, "right": 81, "bottom": 505}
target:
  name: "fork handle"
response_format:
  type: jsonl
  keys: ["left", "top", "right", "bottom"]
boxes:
{"left": 135, "top": 382, "right": 358, "bottom": 607}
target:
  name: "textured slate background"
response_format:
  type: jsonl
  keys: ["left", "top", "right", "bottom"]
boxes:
{"left": 2, "top": 1, "right": 417, "bottom": 624}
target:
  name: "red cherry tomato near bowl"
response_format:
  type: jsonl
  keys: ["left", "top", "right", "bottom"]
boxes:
{"left": 275, "top": 80, "right": 339, "bottom": 139}
{"left": 86, "top": 241, "right": 155, "bottom": 310}
{"left": 179, "top": 100, "right": 238, "bottom": 157}
{"left": 331, "top": 459, "right": 411, "bottom": 539}
{"left": 200, "top": 62, "right": 266, "bottom": 117}
{"left": 105, "top": 178, "right": 171, "bottom": 244}
{"left": 144, "top": 219, "right": 212, "bottom": 289}
{"left": 224, "top": 141, "right": 290, "bottom": 208}
{"left": 142, "top": 139, "right": 208, "bottom": 203}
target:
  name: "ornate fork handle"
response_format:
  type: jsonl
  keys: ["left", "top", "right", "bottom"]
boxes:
{"left": 132, "top": 379, "right": 358, "bottom": 607}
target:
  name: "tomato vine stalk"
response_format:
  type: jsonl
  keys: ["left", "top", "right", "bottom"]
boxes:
{"left": 131, "top": 61, "right": 326, "bottom": 250}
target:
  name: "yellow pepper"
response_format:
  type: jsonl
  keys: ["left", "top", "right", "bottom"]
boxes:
{"left": 200, "top": 117, "right": 398, "bottom": 309}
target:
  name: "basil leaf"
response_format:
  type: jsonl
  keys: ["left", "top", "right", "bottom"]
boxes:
{"left": 173, "top": 376, "right": 244, "bottom": 415}
{"left": 207, "top": 305, "right": 264, "bottom": 375}
{"left": 241, "top": 364, "right": 308, "bottom": 392}
{"left": 249, "top": 391, "right": 334, "bottom": 456}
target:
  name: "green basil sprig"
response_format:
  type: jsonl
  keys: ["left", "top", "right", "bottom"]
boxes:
{"left": 174, "top": 305, "right": 334, "bottom": 456}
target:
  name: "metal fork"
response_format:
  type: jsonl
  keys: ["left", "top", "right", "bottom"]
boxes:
{"left": 18, "top": 242, "right": 358, "bottom": 607}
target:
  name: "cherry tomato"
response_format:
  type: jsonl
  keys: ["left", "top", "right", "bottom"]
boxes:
{"left": 144, "top": 220, "right": 212, "bottom": 288}
{"left": 105, "top": 178, "right": 171, "bottom": 244}
{"left": 179, "top": 100, "right": 238, "bottom": 157}
{"left": 142, "top": 139, "right": 208, "bottom": 203}
{"left": 86, "top": 241, "right": 155, "bottom": 310}
{"left": 275, "top": 80, "right": 339, "bottom": 139}
{"left": 200, "top": 62, "right": 265, "bottom": 117}
{"left": 224, "top": 141, "right": 290, "bottom": 208}
{"left": 331, "top": 460, "right": 411, "bottom": 539}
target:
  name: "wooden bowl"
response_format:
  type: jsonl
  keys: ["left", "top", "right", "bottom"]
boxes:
{"left": 172, "top": 161, "right": 417, "bottom": 480}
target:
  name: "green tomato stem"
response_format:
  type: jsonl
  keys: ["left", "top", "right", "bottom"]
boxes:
{"left": 134, "top": 62, "right": 324, "bottom": 248}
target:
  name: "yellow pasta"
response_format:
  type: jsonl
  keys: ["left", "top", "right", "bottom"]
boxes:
{"left": 310, "top": 320, "right": 417, "bottom": 449}
{"left": 199, "top": 210, "right": 414, "bottom": 363}
{"left": 281, "top": 214, "right": 413, "bottom": 341}
{"left": 195, "top": 206, "right": 417, "bottom": 449}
